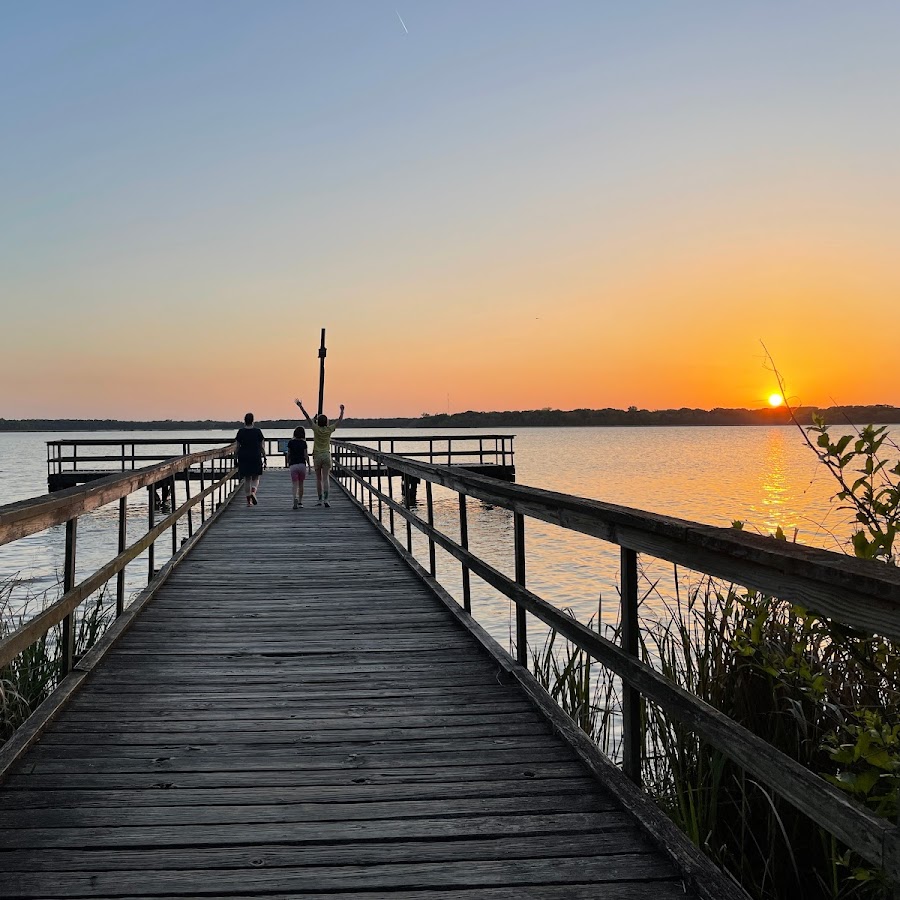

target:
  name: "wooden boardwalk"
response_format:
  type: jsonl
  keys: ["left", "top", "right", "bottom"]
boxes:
{"left": 0, "top": 473, "right": 704, "bottom": 899}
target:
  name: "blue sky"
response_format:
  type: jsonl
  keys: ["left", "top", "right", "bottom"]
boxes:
{"left": 3, "top": 2, "right": 899, "bottom": 417}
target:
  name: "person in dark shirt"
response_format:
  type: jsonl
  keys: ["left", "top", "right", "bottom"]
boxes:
{"left": 287, "top": 426, "right": 309, "bottom": 509}
{"left": 235, "top": 412, "right": 266, "bottom": 506}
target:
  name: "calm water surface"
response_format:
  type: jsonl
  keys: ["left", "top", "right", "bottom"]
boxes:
{"left": 0, "top": 426, "right": 883, "bottom": 650}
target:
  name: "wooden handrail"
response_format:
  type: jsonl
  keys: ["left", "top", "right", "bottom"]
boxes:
{"left": 4, "top": 444, "right": 235, "bottom": 546}
{"left": 0, "top": 467, "right": 234, "bottom": 669}
{"left": 332, "top": 441, "right": 900, "bottom": 883}
{"left": 333, "top": 441, "right": 900, "bottom": 638}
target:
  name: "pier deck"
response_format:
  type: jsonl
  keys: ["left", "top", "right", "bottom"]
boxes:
{"left": 0, "top": 473, "right": 704, "bottom": 899}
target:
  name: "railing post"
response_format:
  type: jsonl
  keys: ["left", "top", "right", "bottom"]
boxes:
{"left": 479, "top": 438, "right": 484, "bottom": 465}
{"left": 514, "top": 512, "right": 527, "bottom": 667}
{"left": 184, "top": 464, "right": 194, "bottom": 538}
{"left": 116, "top": 497, "right": 127, "bottom": 616}
{"left": 376, "top": 443, "right": 383, "bottom": 525}
{"left": 406, "top": 490, "right": 413, "bottom": 553}
{"left": 170, "top": 475, "right": 178, "bottom": 555}
{"left": 459, "top": 494, "right": 471, "bottom": 613}
{"left": 621, "top": 546, "right": 641, "bottom": 785}
{"left": 147, "top": 486, "right": 155, "bottom": 582}
{"left": 61, "top": 518, "right": 78, "bottom": 676}
{"left": 387, "top": 464, "right": 396, "bottom": 535}
{"left": 199, "top": 461, "right": 206, "bottom": 523}
{"left": 426, "top": 481, "right": 436, "bottom": 577}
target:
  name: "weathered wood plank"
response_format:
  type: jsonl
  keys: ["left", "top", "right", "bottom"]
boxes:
{"left": 0, "top": 855, "right": 680, "bottom": 897}
{"left": 0, "top": 473, "right": 707, "bottom": 899}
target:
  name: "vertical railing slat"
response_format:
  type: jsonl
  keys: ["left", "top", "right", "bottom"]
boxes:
{"left": 426, "top": 481, "right": 436, "bottom": 577}
{"left": 147, "top": 487, "right": 155, "bottom": 582}
{"left": 116, "top": 497, "right": 127, "bottom": 616}
{"left": 621, "top": 546, "right": 642, "bottom": 785}
{"left": 459, "top": 493, "right": 471, "bottom": 613}
{"left": 514, "top": 512, "right": 527, "bottom": 667}
{"left": 60, "top": 518, "right": 78, "bottom": 676}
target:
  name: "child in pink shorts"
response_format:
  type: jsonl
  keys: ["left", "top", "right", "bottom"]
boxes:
{"left": 286, "top": 427, "right": 309, "bottom": 509}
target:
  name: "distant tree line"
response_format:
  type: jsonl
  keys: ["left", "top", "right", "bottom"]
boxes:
{"left": 2, "top": 405, "right": 899, "bottom": 432}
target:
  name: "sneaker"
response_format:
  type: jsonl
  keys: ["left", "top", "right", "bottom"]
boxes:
{"left": 298, "top": 502, "right": 303, "bottom": 507}
{"left": 316, "top": 500, "right": 322, "bottom": 506}
{"left": 250, "top": 493, "right": 258, "bottom": 506}
{"left": 246, "top": 496, "right": 252, "bottom": 506}
{"left": 324, "top": 501, "right": 330, "bottom": 508}
{"left": 292, "top": 499, "right": 299, "bottom": 510}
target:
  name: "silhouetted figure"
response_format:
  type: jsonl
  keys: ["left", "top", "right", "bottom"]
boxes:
{"left": 235, "top": 412, "right": 265, "bottom": 506}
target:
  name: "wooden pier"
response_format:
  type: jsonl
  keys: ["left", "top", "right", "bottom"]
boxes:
{"left": 0, "top": 473, "right": 725, "bottom": 899}
{"left": 2, "top": 437, "right": 899, "bottom": 897}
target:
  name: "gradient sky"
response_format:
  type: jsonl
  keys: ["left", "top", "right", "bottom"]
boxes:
{"left": 3, "top": 1, "right": 899, "bottom": 419}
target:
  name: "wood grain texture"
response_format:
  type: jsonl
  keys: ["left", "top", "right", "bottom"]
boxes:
{"left": 0, "top": 472, "right": 702, "bottom": 898}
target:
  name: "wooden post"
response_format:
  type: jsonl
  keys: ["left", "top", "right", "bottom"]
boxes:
{"left": 147, "top": 487, "right": 155, "bottom": 582}
{"left": 377, "top": 442, "right": 383, "bottom": 524}
{"left": 387, "top": 465, "right": 395, "bottom": 535}
{"left": 317, "top": 327, "right": 327, "bottom": 418}
{"left": 621, "top": 546, "right": 641, "bottom": 785}
{"left": 406, "top": 495, "right": 413, "bottom": 553}
{"left": 199, "top": 461, "right": 206, "bottom": 523}
{"left": 184, "top": 465, "right": 194, "bottom": 538}
{"left": 426, "top": 481, "right": 436, "bottom": 577}
{"left": 170, "top": 475, "right": 178, "bottom": 556}
{"left": 61, "top": 518, "right": 77, "bottom": 676}
{"left": 514, "top": 512, "right": 527, "bottom": 667}
{"left": 459, "top": 494, "right": 471, "bottom": 613}
{"left": 116, "top": 497, "right": 127, "bottom": 616}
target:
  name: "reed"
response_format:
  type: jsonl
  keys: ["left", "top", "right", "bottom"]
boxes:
{"left": 530, "top": 568, "right": 899, "bottom": 900}
{"left": 1, "top": 576, "right": 115, "bottom": 742}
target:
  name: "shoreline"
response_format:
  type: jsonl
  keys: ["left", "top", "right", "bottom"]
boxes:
{"left": 1, "top": 404, "right": 899, "bottom": 432}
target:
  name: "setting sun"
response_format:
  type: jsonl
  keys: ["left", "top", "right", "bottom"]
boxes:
{"left": 768, "top": 393, "right": 785, "bottom": 408}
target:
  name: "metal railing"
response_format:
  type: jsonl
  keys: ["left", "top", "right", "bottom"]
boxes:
{"left": 332, "top": 440, "right": 900, "bottom": 885}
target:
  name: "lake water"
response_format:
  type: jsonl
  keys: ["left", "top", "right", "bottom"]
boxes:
{"left": 0, "top": 425, "right": 887, "bottom": 652}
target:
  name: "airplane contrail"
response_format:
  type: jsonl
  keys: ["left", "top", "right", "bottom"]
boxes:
{"left": 396, "top": 10, "right": 409, "bottom": 34}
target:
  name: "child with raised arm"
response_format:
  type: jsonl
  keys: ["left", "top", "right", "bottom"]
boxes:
{"left": 294, "top": 399, "right": 345, "bottom": 507}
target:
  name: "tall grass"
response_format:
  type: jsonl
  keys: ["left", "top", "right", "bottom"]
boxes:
{"left": 530, "top": 568, "right": 900, "bottom": 900}
{"left": 1, "top": 576, "right": 115, "bottom": 742}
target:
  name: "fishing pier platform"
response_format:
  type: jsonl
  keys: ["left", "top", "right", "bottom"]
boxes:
{"left": 46, "top": 435, "right": 516, "bottom": 499}
{"left": 2, "top": 437, "right": 900, "bottom": 898}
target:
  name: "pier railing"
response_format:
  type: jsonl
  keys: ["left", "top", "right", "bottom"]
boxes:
{"left": 332, "top": 440, "right": 900, "bottom": 885}
{"left": 1, "top": 444, "right": 238, "bottom": 679}
{"left": 46, "top": 434, "right": 514, "bottom": 489}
